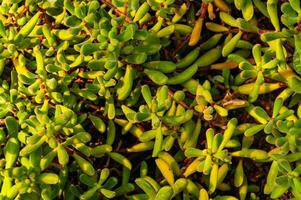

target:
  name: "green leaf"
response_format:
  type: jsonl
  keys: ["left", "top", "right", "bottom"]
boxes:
{"left": 126, "top": 53, "right": 147, "bottom": 64}
{"left": 109, "top": 152, "right": 132, "bottom": 170}
{"left": 271, "top": 184, "right": 290, "bottom": 199}
{"left": 154, "top": 186, "right": 173, "bottom": 200}
{"left": 89, "top": 114, "right": 106, "bottom": 133}
{"left": 234, "top": 160, "right": 244, "bottom": 187}
{"left": 79, "top": 174, "right": 97, "bottom": 187}
{"left": 293, "top": 49, "right": 301, "bottom": 75}
{"left": 38, "top": 173, "right": 59, "bottom": 184}
{"left": 5, "top": 116, "right": 18, "bottom": 137}
{"left": 275, "top": 175, "right": 289, "bottom": 186}
{"left": 100, "top": 189, "right": 116, "bottom": 199}
{"left": 73, "top": 153, "right": 95, "bottom": 176}
{"left": 277, "top": 159, "right": 292, "bottom": 173}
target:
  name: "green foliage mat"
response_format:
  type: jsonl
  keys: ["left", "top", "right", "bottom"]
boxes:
{"left": 0, "top": 0, "right": 301, "bottom": 199}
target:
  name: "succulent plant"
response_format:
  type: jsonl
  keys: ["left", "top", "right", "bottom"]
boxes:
{"left": 1, "top": 0, "right": 301, "bottom": 199}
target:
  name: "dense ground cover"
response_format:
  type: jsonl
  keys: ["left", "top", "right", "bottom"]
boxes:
{"left": 1, "top": 0, "right": 301, "bottom": 199}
